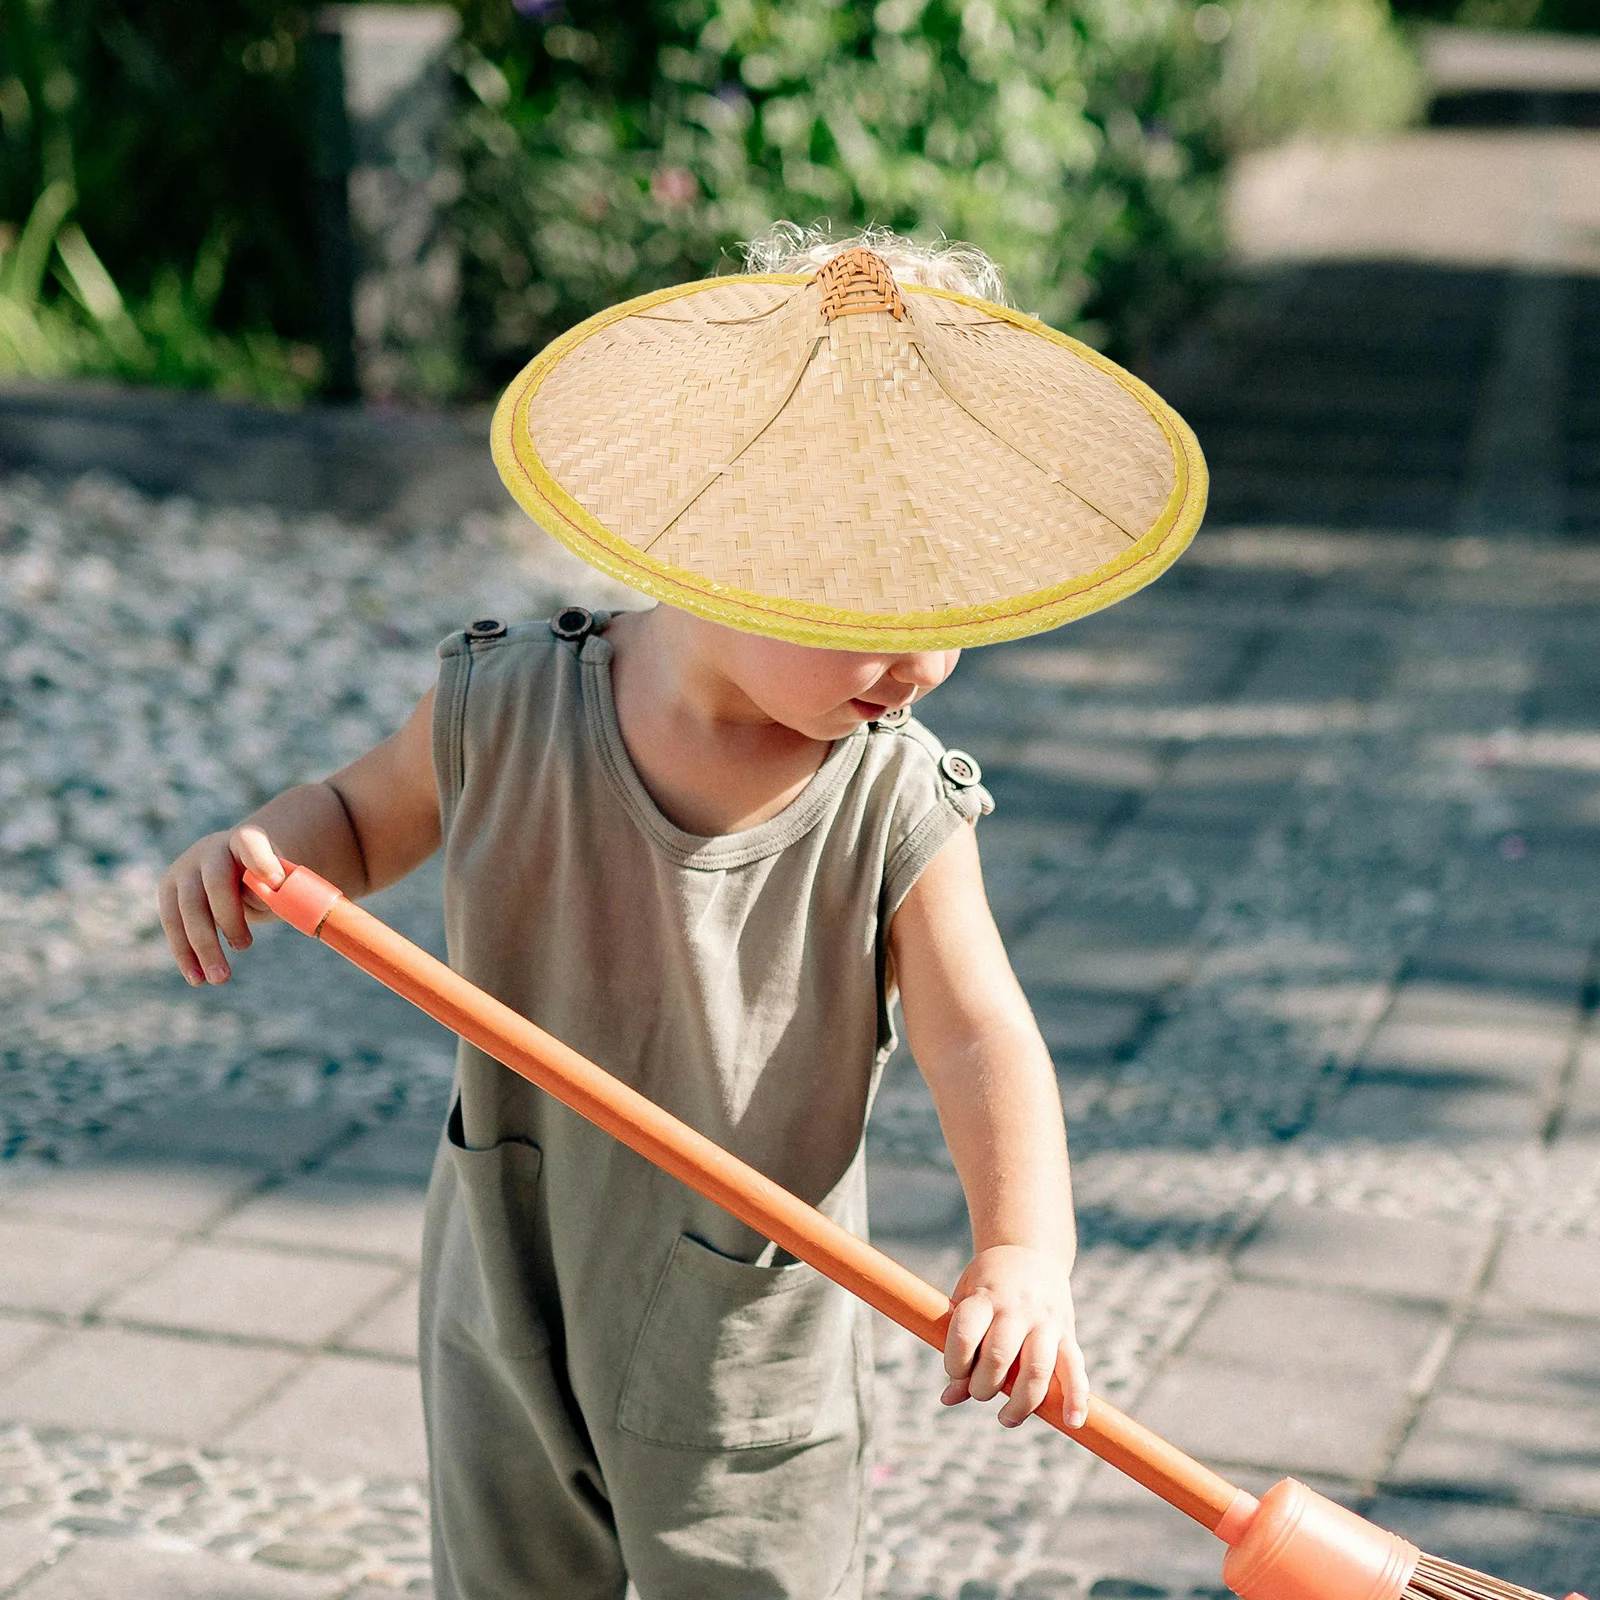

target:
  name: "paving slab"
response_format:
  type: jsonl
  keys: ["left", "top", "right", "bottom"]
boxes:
{"left": 1566, "top": 1033, "right": 1600, "bottom": 1139}
{"left": 0, "top": 1522, "right": 54, "bottom": 1592}
{"left": 1443, "top": 1316, "right": 1600, "bottom": 1407}
{"left": 1002, "top": 737, "right": 1167, "bottom": 789}
{"left": 866, "top": 1162, "right": 969, "bottom": 1242}
{"left": 100, "top": 1105, "right": 363, "bottom": 1171}
{"left": 1313, "top": 1076, "right": 1544, "bottom": 1145}
{"left": 1011, "top": 934, "right": 1196, "bottom": 998}
{"left": 338, "top": 1277, "right": 420, "bottom": 1361}
{"left": 1179, "top": 1280, "right": 1445, "bottom": 1382}
{"left": 220, "top": 1355, "right": 427, "bottom": 1481}
{"left": 1362, "top": 998, "right": 1575, "bottom": 1090}
{"left": 100, "top": 1242, "right": 407, "bottom": 1346}
{"left": 0, "top": 1326, "right": 301, "bottom": 1439}
{"left": 0, "top": 1217, "right": 174, "bottom": 1319}
{"left": 9, "top": 1540, "right": 345, "bottom": 1598}
{"left": 1131, "top": 1356, "right": 1407, "bottom": 1480}
{"left": 0, "top": 1315, "right": 62, "bottom": 1380}
{"left": 1233, "top": 1200, "right": 1493, "bottom": 1303}
{"left": 317, "top": 1118, "right": 442, "bottom": 1184}
{"left": 1405, "top": 933, "right": 1593, "bottom": 999}
{"left": 1483, "top": 1231, "right": 1600, "bottom": 1322}
{"left": 1227, "top": 133, "right": 1600, "bottom": 276}
{"left": 1035, "top": 997, "right": 1151, "bottom": 1060}
{"left": 1389, "top": 1390, "right": 1600, "bottom": 1514}
{"left": 213, "top": 1177, "right": 426, "bottom": 1264}
{"left": 0, "top": 1159, "right": 265, "bottom": 1234}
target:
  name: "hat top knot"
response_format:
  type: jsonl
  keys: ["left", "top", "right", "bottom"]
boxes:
{"left": 814, "top": 248, "right": 907, "bottom": 323}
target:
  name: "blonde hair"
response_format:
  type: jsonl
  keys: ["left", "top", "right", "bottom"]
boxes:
{"left": 739, "top": 221, "right": 1009, "bottom": 306}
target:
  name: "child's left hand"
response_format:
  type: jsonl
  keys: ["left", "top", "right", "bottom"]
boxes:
{"left": 940, "top": 1244, "right": 1090, "bottom": 1429}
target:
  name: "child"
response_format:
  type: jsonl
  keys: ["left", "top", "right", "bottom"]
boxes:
{"left": 159, "top": 227, "right": 1203, "bottom": 1600}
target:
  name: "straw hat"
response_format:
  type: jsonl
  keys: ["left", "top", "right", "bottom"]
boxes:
{"left": 491, "top": 247, "right": 1206, "bottom": 651}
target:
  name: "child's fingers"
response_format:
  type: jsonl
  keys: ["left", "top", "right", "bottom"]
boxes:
{"left": 967, "top": 1309, "right": 1029, "bottom": 1405}
{"left": 157, "top": 876, "right": 205, "bottom": 987}
{"left": 176, "top": 874, "right": 231, "bottom": 985}
{"left": 201, "top": 850, "right": 253, "bottom": 953}
{"left": 231, "top": 825, "right": 285, "bottom": 888}
{"left": 998, "top": 1324, "right": 1060, "bottom": 1428}
{"left": 1060, "top": 1334, "right": 1092, "bottom": 1430}
{"left": 942, "top": 1291, "right": 995, "bottom": 1400}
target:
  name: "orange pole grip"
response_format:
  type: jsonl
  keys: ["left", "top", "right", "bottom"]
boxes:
{"left": 245, "top": 864, "right": 1254, "bottom": 1537}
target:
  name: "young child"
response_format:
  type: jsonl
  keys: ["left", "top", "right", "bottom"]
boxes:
{"left": 159, "top": 228, "right": 1203, "bottom": 1600}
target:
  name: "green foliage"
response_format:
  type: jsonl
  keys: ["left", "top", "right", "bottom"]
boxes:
{"left": 0, "top": 0, "right": 321, "bottom": 338}
{"left": 457, "top": 0, "right": 1422, "bottom": 374}
{"left": 1, "top": 0, "right": 1422, "bottom": 401}
{"left": 0, "top": 182, "right": 321, "bottom": 403}
{"left": 0, "top": 0, "right": 323, "bottom": 401}
{"left": 1389, "top": 0, "right": 1599, "bottom": 31}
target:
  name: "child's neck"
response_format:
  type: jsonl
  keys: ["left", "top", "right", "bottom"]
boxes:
{"left": 607, "top": 609, "right": 833, "bottom": 837}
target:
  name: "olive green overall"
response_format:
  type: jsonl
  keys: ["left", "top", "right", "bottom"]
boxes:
{"left": 421, "top": 612, "right": 990, "bottom": 1600}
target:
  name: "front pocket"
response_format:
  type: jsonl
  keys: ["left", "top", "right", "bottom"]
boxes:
{"left": 438, "top": 1100, "right": 548, "bottom": 1357}
{"left": 616, "top": 1232, "right": 852, "bottom": 1450}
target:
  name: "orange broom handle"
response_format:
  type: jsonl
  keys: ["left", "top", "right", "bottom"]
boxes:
{"left": 245, "top": 863, "right": 1257, "bottom": 1541}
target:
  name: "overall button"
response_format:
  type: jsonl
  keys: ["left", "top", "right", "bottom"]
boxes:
{"left": 549, "top": 606, "right": 594, "bottom": 642}
{"left": 465, "top": 617, "right": 507, "bottom": 641}
{"left": 874, "top": 705, "right": 911, "bottom": 729}
{"left": 940, "top": 749, "right": 983, "bottom": 787}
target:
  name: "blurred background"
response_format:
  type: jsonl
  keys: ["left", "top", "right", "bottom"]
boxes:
{"left": 2, "top": 3, "right": 1599, "bottom": 1599}
{"left": 0, "top": 0, "right": 1437, "bottom": 403}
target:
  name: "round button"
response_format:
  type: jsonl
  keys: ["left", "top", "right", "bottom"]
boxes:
{"left": 939, "top": 749, "right": 983, "bottom": 788}
{"left": 874, "top": 705, "right": 911, "bottom": 729}
{"left": 466, "top": 617, "right": 507, "bottom": 641}
{"left": 549, "top": 606, "right": 594, "bottom": 642}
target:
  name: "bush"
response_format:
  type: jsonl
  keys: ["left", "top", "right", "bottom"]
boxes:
{"left": 0, "top": 0, "right": 322, "bottom": 400}
{"left": 1389, "top": 0, "right": 1598, "bottom": 30}
{"left": 456, "top": 0, "right": 1422, "bottom": 377}
{"left": 0, "top": 182, "right": 321, "bottom": 403}
{"left": 1, "top": 0, "right": 1421, "bottom": 401}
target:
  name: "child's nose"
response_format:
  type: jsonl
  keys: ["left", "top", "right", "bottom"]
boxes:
{"left": 888, "top": 650, "right": 958, "bottom": 689}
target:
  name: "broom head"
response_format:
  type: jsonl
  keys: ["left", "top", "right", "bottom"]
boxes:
{"left": 1222, "top": 1480, "right": 1590, "bottom": 1600}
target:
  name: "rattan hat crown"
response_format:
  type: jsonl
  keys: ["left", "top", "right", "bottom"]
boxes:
{"left": 491, "top": 248, "right": 1206, "bottom": 651}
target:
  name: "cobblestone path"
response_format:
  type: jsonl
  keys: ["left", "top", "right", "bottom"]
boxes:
{"left": 1, "top": 470, "right": 1597, "bottom": 1598}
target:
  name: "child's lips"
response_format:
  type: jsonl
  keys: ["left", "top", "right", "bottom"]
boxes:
{"left": 850, "top": 697, "right": 906, "bottom": 719}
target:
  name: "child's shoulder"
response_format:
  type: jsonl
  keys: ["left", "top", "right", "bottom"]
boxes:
{"left": 862, "top": 710, "right": 993, "bottom": 818}
{"left": 436, "top": 605, "right": 601, "bottom": 662}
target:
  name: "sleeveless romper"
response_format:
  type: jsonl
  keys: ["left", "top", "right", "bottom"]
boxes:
{"left": 420, "top": 611, "right": 992, "bottom": 1600}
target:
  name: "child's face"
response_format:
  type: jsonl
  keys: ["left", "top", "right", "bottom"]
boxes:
{"left": 701, "top": 622, "right": 960, "bottom": 741}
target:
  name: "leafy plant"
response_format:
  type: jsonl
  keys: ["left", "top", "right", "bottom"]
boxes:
{"left": 456, "top": 0, "right": 1422, "bottom": 376}
{"left": 1389, "top": 0, "right": 1598, "bottom": 31}
{"left": 0, "top": 182, "right": 321, "bottom": 403}
{"left": 0, "top": 0, "right": 321, "bottom": 346}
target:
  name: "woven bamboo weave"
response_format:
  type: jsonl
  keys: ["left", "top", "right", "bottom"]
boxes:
{"left": 491, "top": 252, "right": 1207, "bottom": 650}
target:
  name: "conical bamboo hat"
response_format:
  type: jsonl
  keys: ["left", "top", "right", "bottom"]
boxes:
{"left": 491, "top": 248, "right": 1206, "bottom": 651}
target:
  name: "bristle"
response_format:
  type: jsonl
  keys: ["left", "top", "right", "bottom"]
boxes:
{"left": 1404, "top": 1551, "right": 1557, "bottom": 1600}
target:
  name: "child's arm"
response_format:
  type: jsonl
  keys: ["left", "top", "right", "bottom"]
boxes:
{"left": 158, "top": 687, "right": 440, "bottom": 987}
{"left": 889, "top": 821, "right": 1091, "bottom": 1429}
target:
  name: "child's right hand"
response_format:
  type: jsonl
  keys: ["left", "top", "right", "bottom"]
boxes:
{"left": 158, "top": 824, "right": 286, "bottom": 987}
